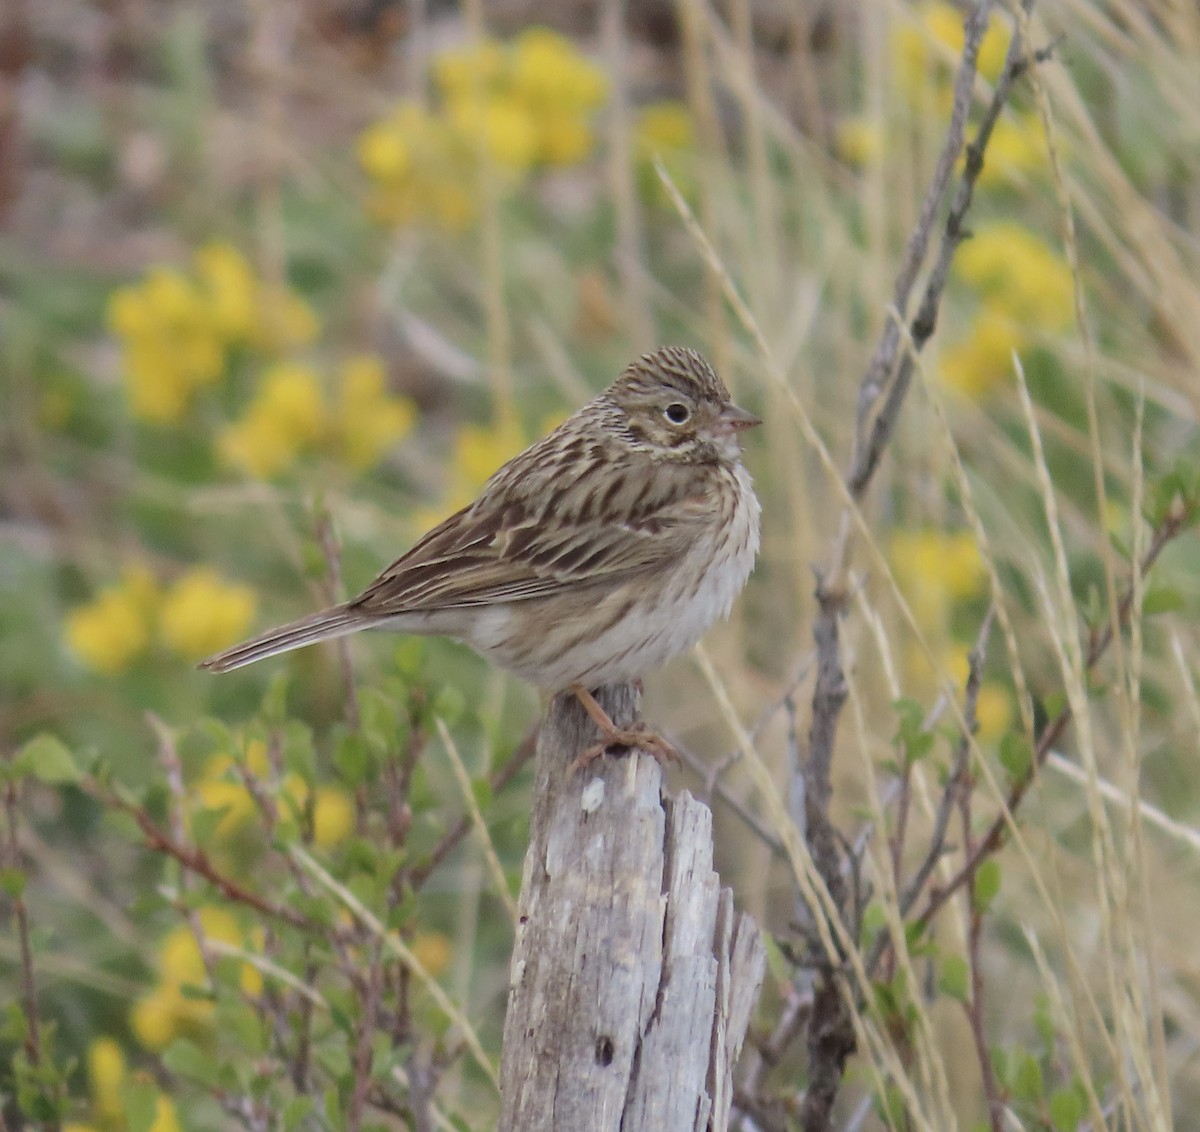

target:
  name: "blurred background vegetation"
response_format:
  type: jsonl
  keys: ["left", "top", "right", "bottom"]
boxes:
{"left": 1, "top": 0, "right": 1199, "bottom": 1128}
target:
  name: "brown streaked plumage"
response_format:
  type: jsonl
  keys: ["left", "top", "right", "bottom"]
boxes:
{"left": 200, "top": 346, "right": 761, "bottom": 766}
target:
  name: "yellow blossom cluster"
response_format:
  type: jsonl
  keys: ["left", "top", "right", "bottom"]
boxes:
{"left": 358, "top": 27, "right": 608, "bottom": 229}
{"left": 107, "top": 243, "right": 318, "bottom": 424}
{"left": 889, "top": 528, "right": 1013, "bottom": 739}
{"left": 65, "top": 566, "right": 255, "bottom": 673}
{"left": 835, "top": 108, "right": 1045, "bottom": 188}
{"left": 892, "top": 1, "right": 1008, "bottom": 114}
{"left": 840, "top": 4, "right": 1046, "bottom": 184}
{"left": 633, "top": 100, "right": 698, "bottom": 204}
{"left": 191, "top": 739, "right": 355, "bottom": 849}
{"left": 889, "top": 528, "right": 985, "bottom": 629}
{"left": 218, "top": 354, "right": 416, "bottom": 478}
{"left": 64, "top": 1036, "right": 180, "bottom": 1132}
{"left": 131, "top": 907, "right": 263, "bottom": 1051}
{"left": 418, "top": 410, "right": 568, "bottom": 530}
{"left": 940, "top": 222, "right": 1075, "bottom": 398}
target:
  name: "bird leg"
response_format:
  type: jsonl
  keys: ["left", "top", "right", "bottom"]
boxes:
{"left": 568, "top": 684, "right": 680, "bottom": 773}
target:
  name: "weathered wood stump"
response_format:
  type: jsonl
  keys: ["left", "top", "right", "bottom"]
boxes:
{"left": 498, "top": 684, "right": 764, "bottom": 1132}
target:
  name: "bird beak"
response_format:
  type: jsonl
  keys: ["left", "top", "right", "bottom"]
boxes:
{"left": 717, "top": 402, "right": 762, "bottom": 434}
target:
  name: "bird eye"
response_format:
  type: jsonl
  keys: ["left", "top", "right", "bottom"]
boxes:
{"left": 664, "top": 402, "right": 691, "bottom": 425}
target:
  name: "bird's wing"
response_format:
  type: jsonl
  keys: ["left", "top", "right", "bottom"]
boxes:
{"left": 350, "top": 456, "right": 714, "bottom": 616}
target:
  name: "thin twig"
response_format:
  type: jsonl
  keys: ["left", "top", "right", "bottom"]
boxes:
{"left": 896, "top": 606, "right": 995, "bottom": 920}
{"left": 961, "top": 750, "right": 1004, "bottom": 1132}
{"left": 347, "top": 941, "right": 385, "bottom": 1132}
{"left": 100, "top": 784, "right": 319, "bottom": 933}
{"left": 849, "top": 1, "right": 997, "bottom": 478}
{"left": 316, "top": 506, "right": 361, "bottom": 732}
{"left": 2, "top": 783, "right": 41, "bottom": 1066}
{"left": 847, "top": 7, "right": 1049, "bottom": 498}
{"left": 911, "top": 512, "right": 1191, "bottom": 936}
{"left": 408, "top": 726, "right": 536, "bottom": 890}
{"left": 797, "top": 7, "right": 1020, "bottom": 1129}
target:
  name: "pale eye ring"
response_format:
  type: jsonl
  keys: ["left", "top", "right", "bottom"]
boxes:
{"left": 664, "top": 401, "right": 691, "bottom": 425}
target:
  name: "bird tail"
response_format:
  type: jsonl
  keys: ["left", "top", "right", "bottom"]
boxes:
{"left": 198, "top": 604, "right": 364, "bottom": 673}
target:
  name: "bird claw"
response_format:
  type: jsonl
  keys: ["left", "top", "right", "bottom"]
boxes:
{"left": 569, "top": 721, "right": 680, "bottom": 774}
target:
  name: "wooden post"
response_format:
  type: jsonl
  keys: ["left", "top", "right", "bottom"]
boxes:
{"left": 498, "top": 684, "right": 764, "bottom": 1132}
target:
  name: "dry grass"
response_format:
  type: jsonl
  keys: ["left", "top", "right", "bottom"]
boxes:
{"left": 2, "top": 0, "right": 1199, "bottom": 1127}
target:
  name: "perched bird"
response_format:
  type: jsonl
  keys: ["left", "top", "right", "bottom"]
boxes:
{"left": 201, "top": 346, "right": 761, "bottom": 767}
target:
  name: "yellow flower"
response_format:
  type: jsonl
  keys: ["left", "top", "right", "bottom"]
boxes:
{"left": 109, "top": 244, "right": 318, "bottom": 424}
{"left": 65, "top": 566, "right": 159, "bottom": 674}
{"left": 87, "top": 1037, "right": 126, "bottom": 1120}
{"left": 975, "top": 683, "right": 1012, "bottom": 743}
{"left": 834, "top": 116, "right": 883, "bottom": 167}
{"left": 455, "top": 421, "right": 525, "bottom": 490}
{"left": 195, "top": 241, "right": 258, "bottom": 340}
{"left": 358, "top": 101, "right": 478, "bottom": 231}
{"left": 410, "top": 930, "right": 453, "bottom": 977}
{"left": 365, "top": 30, "right": 606, "bottom": 230}
{"left": 108, "top": 266, "right": 225, "bottom": 425}
{"left": 356, "top": 122, "right": 411, "bottom": 180}
{"left": 535, "top": 110, "right": 594, "bottom": 166}
{"left": 149, "top": 1095, "right": 182, "bottom": 1132}
{"left": 956, "top": 223, "right": 1074, "bottom": 328}
{"left": 191, "top": 740, "right": 277, "bottom": 841}
{"left": 131, "top": 905, "right": 263, "bottom": 1049}
{"left": 312, "top": 786, "right": 355, "bottom": 847}
{"left": 977, "top": 111, "right": 1046, "bottom": 186}
{"left": 131, "top": 984, "right": 210, "bottom": 1051}
{"left": 448, "top": 93, "right": 540, "bottom": 172}
{"left": 893, "top": 2, "right": 1007, "bottom": 110}
{"left": 255, "top": 289, "right": 321, "bottom": 353}
{"left": 510, "top": 27, "right": 607, "bottom": 112}
{"left": 193, "top": 774, "right": 258, "bottom": 840}
{"left": 434, "top": 39, "right": 507, "bottom": 102}
{"left": 219, "top": 362, "right": 326, "bottom": 478}
{"left": 258, "top": 362, "right": 325, "bottom": 442}
{"left": 335, "top": 354, "right": 416, "bottom": 471}
{"left": 634, "top": 101, "right": 697, "bottom": 205}
{"left": 635, "top": 101, "right": 695, "bottom": 158}
{"left": 159, "top": 568, "right": 256, "bottom": 659}
{"left": 940, "top": 305, "right": 1025, "bottom": 399}
{"left": 890, "top": 529, "right": 984, "bottom": 627}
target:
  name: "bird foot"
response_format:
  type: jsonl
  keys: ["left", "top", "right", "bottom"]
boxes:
{"left": 568, "top": 685, "right": 679, "bottom": 774}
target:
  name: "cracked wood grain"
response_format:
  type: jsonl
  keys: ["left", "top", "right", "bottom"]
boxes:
{"left": 498, "top": 684, "right": 764, "bottom": 1132}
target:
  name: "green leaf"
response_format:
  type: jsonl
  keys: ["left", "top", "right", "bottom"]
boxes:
{"left": 432, "top": 685, "right": 466, "bottom": 726}
{"left": 190, "top": 804, "right": 233, "bottom": 847}
{"left": 393, "top": 638, "right": 426, "bottom": 678}
{"left": 0, "top": 1002, "right": 29, "bottom": 1044}
{"left": 122, "top": 1076, "right": 159, "bottom": 1132}
{"left": 14, "top": 734, "right": 83, "bottom": 786}
{"left": 471, "top": 776, "right": 493, "bottom": 810}
{"left": 860, "top": 902, "right": 887, "bottom": 940}
{"left": 1048, "top": 1083, "right": 1087, "bottom": 1131}
{"left": 324, "top": 1085, "right": 346, "bottom": 1131}
{"left": 261, "top": 673, "right": 291, "bottom": 725}
{"left": 1143, "top": 585, "right": 1185, "bottom": 615}
{"left": 0, "top": 868, "right": 28, "bottom": 898}
{"left": 872, "top": 1081, "right": 906, "bottom": 1126}
{"left": 1010, "top": 1049, "right": 1044, "bottom": 1102}
{"left": 999, "top": 732, "right": 1033, "bottom": 782}
{"left": 283, "top": 1097, "right": 315, "bottom": 1131}
{"left": 334, "top": 733, "right": 373, "bottom": 786}
{"left": 973, "top": 859, "right": 1001, "bottom": 912}
{"left": 162, "top": 1037, "right": 220, "bottom": 1089}
{"left": 905, "top": 731, "right": 936, "bottom": 764}
{"left": 938, "top": 954, "right": 970, "bottom": 1003}
{"left": 1034, "top": 993, "right": 1056, "bottom": 1049}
